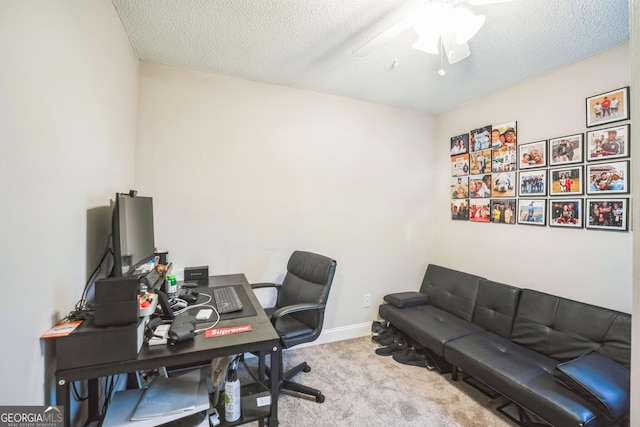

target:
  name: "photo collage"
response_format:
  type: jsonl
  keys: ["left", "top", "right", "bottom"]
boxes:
{"left": 450, "top": 86, "right": 631, "bottom": 231}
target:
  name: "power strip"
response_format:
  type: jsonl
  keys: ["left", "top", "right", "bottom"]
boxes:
{"left": 149, "top": 324, "right": 170, "bottom": 346}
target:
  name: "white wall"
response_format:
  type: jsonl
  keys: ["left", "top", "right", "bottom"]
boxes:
{"left": 433, "top": 44, "right": 632, "bottom": 313}
{"left": 0, "top": 0, "right": 139, "bottom": 413}
{"left": 135, "top": 63, "right": 435, "bottom": 333}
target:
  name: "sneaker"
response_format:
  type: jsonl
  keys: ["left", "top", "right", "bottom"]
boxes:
{"left": 374, "top": 330, "right": 403, "bottom": 346}
{"left": 392, "top": 348, "right": 430, "bottom": 367}
{"left": 375, "top": 339, "right": 407, "bottom": 356}
{"left": 371, "top": 320, "right": 387, "bottom": 334}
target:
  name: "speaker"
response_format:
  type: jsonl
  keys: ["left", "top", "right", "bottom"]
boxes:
{"left": 184, "top": 266, "right": 209, "bottom": 282}
{"left": 94, "top": 276, "right": 140, "bottom": 327}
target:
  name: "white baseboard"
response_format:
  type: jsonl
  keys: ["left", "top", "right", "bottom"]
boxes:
{"left": 286, "top": 322, "right": 371, "bottom": 350}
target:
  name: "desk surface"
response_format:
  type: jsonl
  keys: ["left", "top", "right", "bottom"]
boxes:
{"left": 56, "top": 274, "right": 280, "bottom": 382}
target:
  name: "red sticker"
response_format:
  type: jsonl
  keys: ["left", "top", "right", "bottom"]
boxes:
{"left": 205, "top": 324, "right": 253, "bottom": 338}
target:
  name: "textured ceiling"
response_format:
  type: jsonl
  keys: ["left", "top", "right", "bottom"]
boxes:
{"left": 111, "top": 0, "right": 629, "bottom": 115}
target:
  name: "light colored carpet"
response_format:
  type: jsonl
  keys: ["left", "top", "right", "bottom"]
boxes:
{"left": 242, "top": 336, "right": 518, "bottom": 427}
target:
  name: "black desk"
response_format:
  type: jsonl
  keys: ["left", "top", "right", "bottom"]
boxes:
{"left": 54, "top": 274, "right": 281, "bottom": 427}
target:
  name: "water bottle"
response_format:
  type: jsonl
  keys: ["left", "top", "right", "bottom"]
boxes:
{"left": 224, "top": 357, "right": 241, "bottom": 422}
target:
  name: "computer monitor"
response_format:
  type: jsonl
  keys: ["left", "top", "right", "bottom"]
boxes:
{"left": 111, "top": 192, "right": 155, "bottom": 277}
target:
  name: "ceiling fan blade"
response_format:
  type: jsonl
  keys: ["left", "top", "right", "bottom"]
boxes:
{"left": 441, "top": 32, "right": 470, "bottom": 64}
{"left": 351, "top": 15, "right": 414, "bottom": 57}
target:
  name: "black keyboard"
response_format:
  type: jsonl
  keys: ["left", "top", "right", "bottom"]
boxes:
{"left": 213, "top": 286, "right": 243, "bottom": 314}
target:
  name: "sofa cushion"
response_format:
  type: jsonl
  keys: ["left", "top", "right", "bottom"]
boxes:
{"left": 418, "top": 264, "right": 482, "bottom": 321}
{"left": 383, "top": 291, "right": 429, "bottom": 308}
{"left": 472, "top": 279, "right": 520, "bottom": 338}
{"left": 510, "top": 290, "right": 631, "bottom": 368}
{"left": 553, "top": 351, "right": 630, "bottom": 421}
{"left": 379, "top": 303, "right": 484, "bottom": 357}
{"left": 445, "top": 332, "right": 607, "bottom": 427}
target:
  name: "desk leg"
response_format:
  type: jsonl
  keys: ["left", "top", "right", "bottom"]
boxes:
{"left": 268, "top": 344, "right": 280, "bottom": 427}
{"left": 88, "top": 379, "right": 100, "bottom": 422}
{"left": 56, "top": 378, "right": 70, "bottom": 427}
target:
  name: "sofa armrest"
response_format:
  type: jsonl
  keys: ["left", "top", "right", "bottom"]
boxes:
{"left": 383, "top": 291, "right": 429, "bottom": 308}
{"left": 553, "top": 351, "right": 630, "bottom": 421}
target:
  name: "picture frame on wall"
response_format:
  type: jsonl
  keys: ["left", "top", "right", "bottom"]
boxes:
{"left": 450, "top": 133, "right": 470, "bottom": 156}
{"left": 586, "top": 86, "right": 630, "bottom": 127}
{"left": 470, "top": 125, "right": 492, "bottom": 152}
{"left": 586, "top": 198, "right": 628, "bottom": 231}
{"left": 518, "top": 140, "right": 547, "bottom": 169}
{"left": 491, "top": 171, "right": 516, "bottom": 198}
{"left": 586, "top": 124, "right": 630, "bottom": 161}
{"left": 490, "top": 121, "right": 517, "bottom": 172}
{"left": 586, "top": 160, "right": 629, "bottom": 194}
{"left": 451, "top": 153, "right": 470, "bottom": 176}
{"left": 469, "top": 173, "right": 492, "bottom": 198}
{"left": 490, "top": 199, "right": 516, "bottom": 224}
{"left": 470, "top": 148, "right": 492, "bottom": 175}
{"left": 451, "top": 176, "right": 469, "bottom": 199}
{"left": 469, "top": 198, "right": 491, "bottom": 222}
{"left": 549, "top": 199, "right": 583, "bottom": 228}
{"left": 549, "top": 166, "right": 583, "bottom": 196}
{"left": 518, "top": 170, "right": 547, "bottom": 197}
{"left": 451, "top": 199, "right": 469, "bottom": 221}
{"left": 549, "top": 133, "right": 583, "bottom": 166}
{"left": 517, "top": 199, "right": 546, "bottom": 225}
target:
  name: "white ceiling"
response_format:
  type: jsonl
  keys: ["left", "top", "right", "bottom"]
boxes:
{"left": 111, "top": 0, "right": 629, "bottom": 115}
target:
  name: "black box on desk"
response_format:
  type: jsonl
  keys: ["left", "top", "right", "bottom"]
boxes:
{"left": 94, "top": 276, "right": 140, "bottom": 327}
{"left": 56, "top": 316, "right": 146, "bottom": 370}
{"left": 184, "top": 266, "right": 208, "bottom": 282}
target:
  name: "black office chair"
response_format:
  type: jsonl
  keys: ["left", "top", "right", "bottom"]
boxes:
{"left": 251, "top": 250, "right": 337, "bottom": 403}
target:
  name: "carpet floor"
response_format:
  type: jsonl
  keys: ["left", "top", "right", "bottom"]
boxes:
{"left": 242, "top": 336, "right": 519, "bottom": 427}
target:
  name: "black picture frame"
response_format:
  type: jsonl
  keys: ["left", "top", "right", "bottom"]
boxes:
{"left": 517, "top": 199, "right": 546, "bottom": 226}
{"left": 518, "top": 170, "right": 547, "bottom": 197}
{"left": 586, "top": 86, "right": 630, "bottom": 127}
{"left": 586, "top": 124, "right": 630, "bottom": 161}
{"left": 548, "top": 199, "right": 583, "bottom": 228}
{"left": 549, "top": 133, "right": 583, "bottom": 166}
{"left": 586, "top": 160, "right": 629, "bottom": 195}
{"left": 549, "top": 166, "right": 583, "bottom": 196}
{"left": 585, "top": 198, "right": 628, "bottom": 231}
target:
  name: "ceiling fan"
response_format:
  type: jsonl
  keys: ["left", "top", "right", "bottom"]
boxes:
{"left": 352, "top": 0, "right": 516, "bottom": 65}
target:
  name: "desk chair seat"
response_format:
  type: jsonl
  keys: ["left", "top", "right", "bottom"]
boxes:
{"left": 252, "top": 250, "right": 336, "bottom": 403}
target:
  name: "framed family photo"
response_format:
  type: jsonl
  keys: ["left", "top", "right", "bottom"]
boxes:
{"left": 586, "top": 124, "right": 630, "bottom": 161}
{"left": 491, "top": 171, "right": 516, "bottom": 197}
{"left": 451, "top": 153, "right": 470, "bottom": 176}
{"left": 549, "top": 133, "right": 583, "bottom": 166}
{"left": 451, "top": 176, "right": 469, "bottom": 199}
{"left": 586, "top": 86, "right": 630, "bottom": 127}
{"left": 549, "top": 166, "right": 583, "bottom": 196}
{"left": 470, "top": 125, "right": 492, "bottom": 152}
{"left": 586, "top": 198, "right": 628, "bottom": 231}
{"left": 518, "top": 140, "right": 547, "bottom": 169}
{"left": 469, "top": 198, "right": 491, "bottom": 223}
{"left": 451, "top": 199, "right": 470, "bottom": 221}
{"left": 586, "top": 160, "right": 629, "bottom": 194}
{"left": 450, "top": 133, "right": 470, "bottom": 156}
{"left": 517, "top": 199, "right": 546, "bottom": 226}
{"left": 518, "top": 170, "right": 547, "bottom": 197}
{"left": 490, "top": 199, "right": 516, "bottom": 224}
{"left": 549, "top": 199, "right": 583, "bottom": 228}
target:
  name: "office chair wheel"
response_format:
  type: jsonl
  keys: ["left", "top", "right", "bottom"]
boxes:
{"left": 303, "top": 366, "right": 311, "bottom": 373}
{"left": 316, "top": 393, "right": 325, "bottom": 403}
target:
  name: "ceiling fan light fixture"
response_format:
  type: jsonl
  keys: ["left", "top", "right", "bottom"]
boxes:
{"left": 411, "top": 35, "right": 440, "bottom": 54}
{"left": 451, "top": 8, "right": 486, "bottom": 44}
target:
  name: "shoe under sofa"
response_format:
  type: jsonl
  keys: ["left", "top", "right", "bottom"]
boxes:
{"left": 377, "top": 264, "right": 631, "bottom": 427}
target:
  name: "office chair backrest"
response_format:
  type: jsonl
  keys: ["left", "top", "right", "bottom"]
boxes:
{"left": 278, "top": 250, "right": 337, "bottom": 328}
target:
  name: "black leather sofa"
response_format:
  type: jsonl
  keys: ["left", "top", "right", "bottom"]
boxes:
{"left": 378, "top": 264, "right": 631, "bottom": 427}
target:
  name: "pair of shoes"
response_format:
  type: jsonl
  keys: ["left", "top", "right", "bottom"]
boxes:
{"left": 375, "top": 339, "right": 407, "bottom": 356}
{"left": 372, "top": 328, "right": 400, "bottom": 345}
{"left": 392, "top": 348, "right": 430, "bottom": 367}
{"left": 371, "top": 320, "right": 387, "bottom": 334}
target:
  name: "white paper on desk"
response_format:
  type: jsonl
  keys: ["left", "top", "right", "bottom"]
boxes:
{"left": 131, "top": 369, "right": 201, "bottom": 420}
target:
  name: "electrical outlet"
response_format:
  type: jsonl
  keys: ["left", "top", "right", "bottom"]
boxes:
{"left": 363, "top": 294, "right": 371, "bottom": 308}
